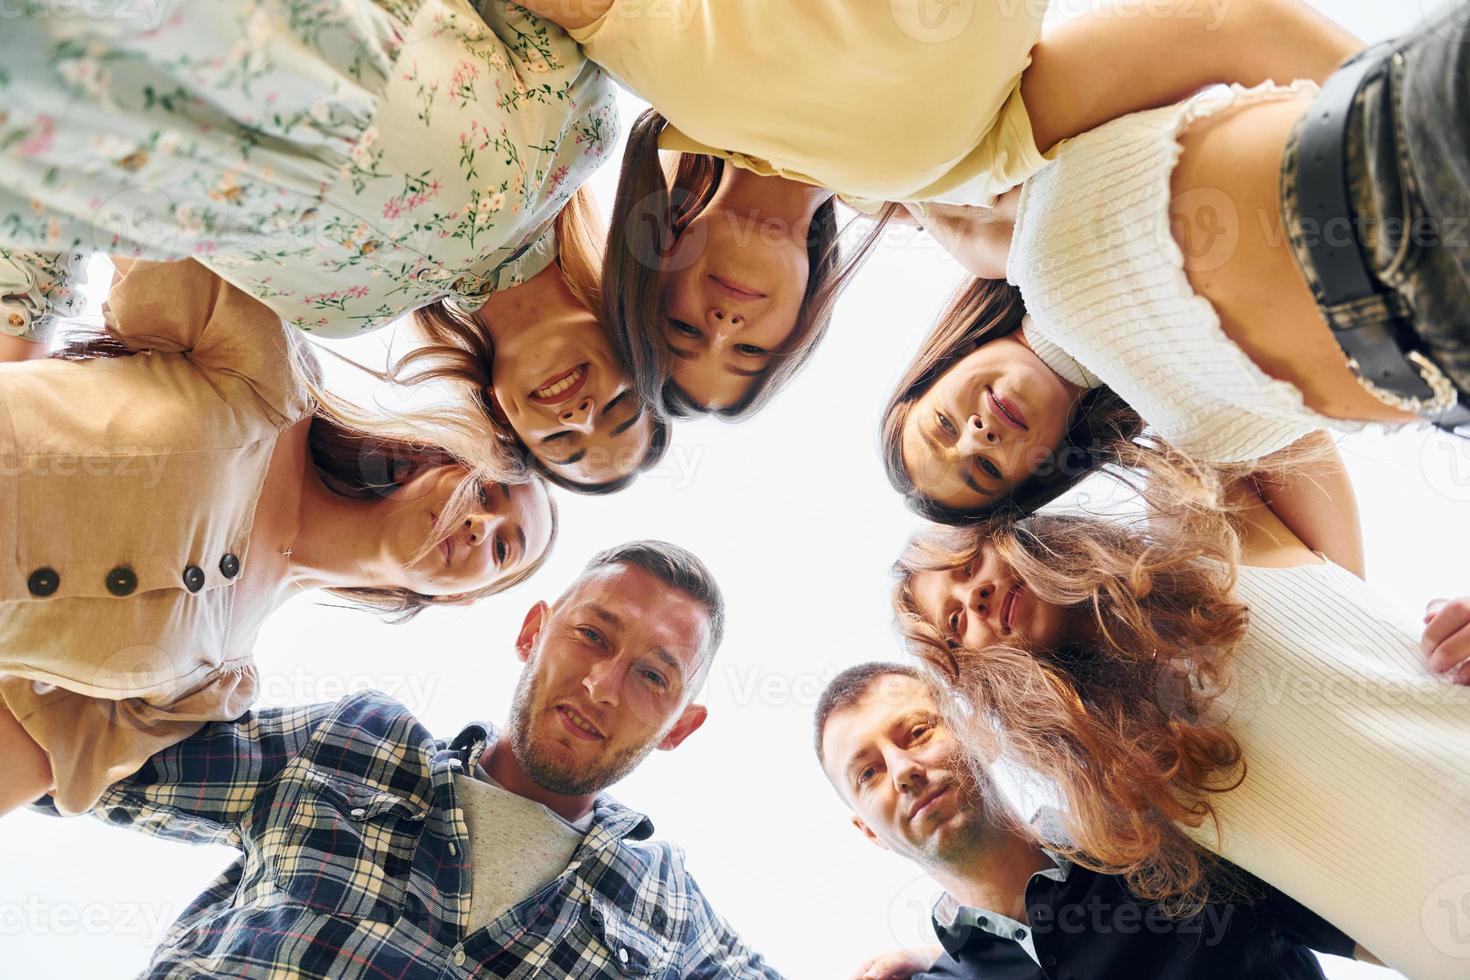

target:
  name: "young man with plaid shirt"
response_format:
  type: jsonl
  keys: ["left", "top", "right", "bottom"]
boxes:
{"left": 35, "top": 541, "right": 780, "bottom": 979}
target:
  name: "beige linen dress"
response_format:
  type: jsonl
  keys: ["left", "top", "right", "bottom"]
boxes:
{"left": 0, "top": 259, "right": 312, "bottom": 814}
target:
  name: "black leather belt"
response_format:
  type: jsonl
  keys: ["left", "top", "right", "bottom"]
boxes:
{"left": 1294, "top": 42, "right": 1470, "bottom": 432}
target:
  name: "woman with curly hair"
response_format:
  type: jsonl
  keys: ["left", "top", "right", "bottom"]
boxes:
{"left": 892, "top": 480, "right": 1470, "bottom": 979}
{"left": 0, "top": 260, "right": 556, "bottom": 818}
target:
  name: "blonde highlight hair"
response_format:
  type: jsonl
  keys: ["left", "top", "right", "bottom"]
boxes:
{"left": 893, "top": 508, "right": 1252, "bottom": 915}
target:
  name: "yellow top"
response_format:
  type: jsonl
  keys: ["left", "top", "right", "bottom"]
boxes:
{"left": 571, "top": 0, "right": 1053, "bottom": 207}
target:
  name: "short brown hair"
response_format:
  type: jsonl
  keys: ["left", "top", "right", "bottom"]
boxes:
{"left": 813, "top": 662, "right": 925, "bottom": 764}
{"left": 578, "top": 540, "right": 726, "bottom": 655}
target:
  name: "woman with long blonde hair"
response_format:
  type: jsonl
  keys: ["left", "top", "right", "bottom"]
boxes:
{"left": 0, "top": 260, "right": 557, "bottom": 819}
{"left": 891, "top": 478, "right": 1470, "bottom": 978}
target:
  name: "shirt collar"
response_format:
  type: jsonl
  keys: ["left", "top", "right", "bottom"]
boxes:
{"left": 441, "top": 722, "right": 655, "bottom": 842}
{"left": 931, "top": 848, "right": 1075, "bottom": 957}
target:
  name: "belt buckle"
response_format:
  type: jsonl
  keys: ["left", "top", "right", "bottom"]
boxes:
{"left": 1350, "top": 349, "right": 1460, "bottom": 416}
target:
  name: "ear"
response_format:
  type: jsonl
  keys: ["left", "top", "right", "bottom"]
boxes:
{"left": 656, "top": 702, "right": 708, "bottom": 752}
{"left": 851, "top": 814, "right": 888, "bottom": 852}
{"left": 515, "top": 602, "right": 550, "bottom": 663}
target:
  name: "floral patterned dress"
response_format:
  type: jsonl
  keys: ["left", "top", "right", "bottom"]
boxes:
{"left": 0, "top": 0, "right": 617, "bottom": 340}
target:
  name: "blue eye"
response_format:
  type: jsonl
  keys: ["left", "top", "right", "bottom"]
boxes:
{"left": 670, "top": 320, "right": 701, "bottom": 337}
{"left": 643, "top": 671, "right": 668, "bottom": 690}
{"left": 577, "top": 627, "right": 603, "bottom": 644}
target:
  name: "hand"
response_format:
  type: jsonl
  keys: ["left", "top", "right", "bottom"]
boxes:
{"left": 1422, "top": 597, "right": 1470, "bottom": 684}
{"left": 851, "top": 944, "right": 942, "bottom": 980}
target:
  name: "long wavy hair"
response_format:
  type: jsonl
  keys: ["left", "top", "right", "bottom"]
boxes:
{"left": 881, "top": 277, "right": 1147, "bottom": 524}
{"left": 600, "top": 108, "right": 896, "bottom": 420}
{"left": 402, "top": 186, "right": 671, "bottom": 494}
{"left": 54, "top": 336, "right": 557, "bottom": 624}
{"left": 893, "top": 508, "right": 1252, "bottom": 914}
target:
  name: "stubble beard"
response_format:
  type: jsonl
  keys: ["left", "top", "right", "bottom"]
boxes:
{"left": 506, "top": 652, "right": 664, "bottom": 797}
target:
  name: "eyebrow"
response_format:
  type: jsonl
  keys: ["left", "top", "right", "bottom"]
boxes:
{"left": 589, "top": 605, "right": 624, "bottom": 630}
{"left": 545, "top": 448, "right": 587, "bottom": 467}
{"left": 610, "top": 395, "right": 644, "bottom": 437}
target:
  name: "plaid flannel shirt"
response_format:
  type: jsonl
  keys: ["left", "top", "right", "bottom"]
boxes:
{"left": 34, "top": 690, "right": 783, "bottom": 979}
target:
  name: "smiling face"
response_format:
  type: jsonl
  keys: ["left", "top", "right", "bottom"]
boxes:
{"left": 901, "top": 336, "right": 1079, "bottom": 511}
{"left": 908, "top": 541, "right": 1079, "bottom": 654}
{"left": 383, "top": 465, "right": 554, "bottom": 597}
{"left": 821, "top": 674, "right": 990, "bottom": 868}
{"left": 657, "top": 209, "right": 810, "bottom": 411}
{"left": 488, "top": 303, "right": 656, "bottom": 486}
{"left": 504, "top": 562, "right": 713, "bottom": 796}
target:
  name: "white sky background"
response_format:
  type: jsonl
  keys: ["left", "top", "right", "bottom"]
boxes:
{"left": 3, "top": 2, "right": 1465, "bottom": 977}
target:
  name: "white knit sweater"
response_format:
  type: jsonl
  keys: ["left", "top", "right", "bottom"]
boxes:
{"left": 1010, "top": 82, "right": 1379, "bottom": 463}
{"left": 1193, "top": 561, "right": 1470, "bottom": 979}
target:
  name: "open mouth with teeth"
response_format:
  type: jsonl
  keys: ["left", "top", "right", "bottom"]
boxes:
{"left": 530, "top": 363, "right": 589, "bottom": 405}
{"left": 1000, "top": 583, "right": 1022, "bottom": 634}
{"left": 556, "top": 705, "right": 605, "bottom": 741}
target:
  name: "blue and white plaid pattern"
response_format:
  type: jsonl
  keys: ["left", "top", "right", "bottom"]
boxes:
{"left": 35, "top": 691, "right": 781, "bottom": 979}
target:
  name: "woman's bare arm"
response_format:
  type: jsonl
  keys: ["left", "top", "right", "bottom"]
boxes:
{"left": 512, "top": 0, "right": 613, "bottom": 30}
{"left": 1022, "top": 0, "right": 1364, "bottom": 155}
{"left": 1251, "top": 431, "right": 1365, "bottom": 577}
{"left": 0, "top": 333, "right": 49, "bottom": 362}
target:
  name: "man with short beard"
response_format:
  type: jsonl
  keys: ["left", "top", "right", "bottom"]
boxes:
{"left": 32, "top": 541, "right": 781, "bottom": 979}
{"left": 815, "top": 663, "right": 1368, "bottom": 980}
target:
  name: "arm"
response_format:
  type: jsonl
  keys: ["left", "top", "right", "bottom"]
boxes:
{"left": 30, "top": 701, "right": 333, "bottom": 847}
{"left": 510, "top": 0, "right": 612, "bottom": 30}
{"left": 902, "top": 189, "right": 1020, "bottom": 280}
{"left": 1, "top": 247, "right": 89, "bottom": 352}
{"left": 1250, "top": 431, "right": 1365, "bottom": 578}
{"left": 1021, "top": 0, "right": 1364, "bottom": 155}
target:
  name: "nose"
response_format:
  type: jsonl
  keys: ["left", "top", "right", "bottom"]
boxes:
{"left": 462, "top": 511, "right": 502, "bottom": 549}
{"left": 583, "top": 658, "right": 624, "bottom": 707}
{"left": 956, "top": 414, "right": 999, "bottom": 455}
{"left": 889, "top": 749, "right": 927, "bottom": 795}
{"left": 704, "top": 306, "right": 745, "bottom": 345}
{"left": 558, "top": 395, "right": 597, "bottom": 434}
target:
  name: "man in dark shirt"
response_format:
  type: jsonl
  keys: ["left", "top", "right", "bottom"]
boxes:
{"left": 814, "top": 662, "right": 1366, "bottom": 980}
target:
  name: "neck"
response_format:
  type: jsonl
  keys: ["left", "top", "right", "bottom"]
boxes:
{"left": 284, "top": 468, "right": 401, "bottom": 592}
{"left": 707, "top": 167, "right": 832, "bottom": 246}
{"left": 479, "top": 741, "right": 596, "bottom": 824}
{"left": 930, "top": 819, "right": 1053, "bottom": 924}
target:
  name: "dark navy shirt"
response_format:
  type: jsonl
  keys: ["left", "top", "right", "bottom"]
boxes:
{"left": 918, "top": 859, "right": 1354, "bottom": 980}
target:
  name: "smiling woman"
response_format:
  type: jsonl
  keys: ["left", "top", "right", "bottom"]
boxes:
{"left": 0, "top": 260, "right": 558, "bottom": 819}
{"left": 406, "top": 190, "right": 670, "bottom": 495}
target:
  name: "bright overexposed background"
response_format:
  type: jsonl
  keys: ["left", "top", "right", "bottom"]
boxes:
{"left": 5, "top": 2, "right": 1466, "bottom": 977}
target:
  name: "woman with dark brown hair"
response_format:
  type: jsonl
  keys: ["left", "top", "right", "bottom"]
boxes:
{"left": 0, "top": 260, "right": 557, "bottom": 819}
{"left": 891, "top": 481, "right": 1470, "bottom": 979}
{"left": 502, "top": 0, "right": 1358, "bottom": 418}
{"left": 890, "top": 1, "right": 1470, "bottom": 527}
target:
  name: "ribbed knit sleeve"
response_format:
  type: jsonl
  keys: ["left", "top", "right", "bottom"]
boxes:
{"left": 1009, "top": 82, "right": 1367, "bottom": 463}
{"left": 1191, "top": 561, "right": 1470, "bottom": 979}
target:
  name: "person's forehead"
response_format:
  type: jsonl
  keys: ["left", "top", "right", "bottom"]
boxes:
{"left": 910, "top": 569, "right": 948, "bottom": 622}
{"left": 824, "top": 675, "right": 934, "bottom": 770}
{"left": 566, "top": 563, "right": 710, "bottom": 652}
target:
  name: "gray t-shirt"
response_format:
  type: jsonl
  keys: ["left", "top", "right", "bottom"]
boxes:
{"left": 455, "top": 766, "right": 594, "bottom": 930}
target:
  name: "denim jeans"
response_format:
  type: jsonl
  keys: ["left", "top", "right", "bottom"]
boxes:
{"left": 1282, "top": 0, "right": 1470, "bottom": 423}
